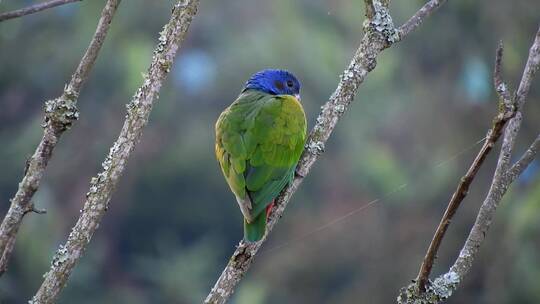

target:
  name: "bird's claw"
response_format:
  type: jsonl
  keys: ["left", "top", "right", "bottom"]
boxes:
{"left": 295, "top": 168, "right": 305, "bottom": 178}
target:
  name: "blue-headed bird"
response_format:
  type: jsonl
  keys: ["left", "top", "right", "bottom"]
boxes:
{"left": 215, "top": 69, "right": 307, "bottom": 242}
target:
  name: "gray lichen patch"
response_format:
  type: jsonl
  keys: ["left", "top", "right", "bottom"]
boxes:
{"left": 364, "top": 0, "right": 399, "bottom": 44}
{"left": 155, "top": 25, "right": 169, "bottom": 54}
{"left": 51, "top": 245, "right": 69, "bottom": 268}
{"left": 397, "top": 272, "right": 460, "bottom": 304}
{"left": 333, "top": 104, "right": 346, "bottom": 114}
{"left": 431, "top": 272, "right": 460, "bottom": 299}
{"left": 306, "top": 140, "right": 325, "bottom": 155}
{"left": 44, "top": 92, "right": 80, "bottom": 130}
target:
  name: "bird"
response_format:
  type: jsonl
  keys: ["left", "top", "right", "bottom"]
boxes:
{"left": 215, "top": 69, "right": 307, "bottom": 242}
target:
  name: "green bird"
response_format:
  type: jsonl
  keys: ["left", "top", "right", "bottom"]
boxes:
{"left": 215, "top": 69, "right": 307, "bottom": 242}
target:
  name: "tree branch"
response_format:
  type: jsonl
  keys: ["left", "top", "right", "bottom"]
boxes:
{"left": 364, "top": 0, "right": 376, "bottom": 19}
{"left": 0, "top": 236, "right": 16, "bottom": 277}
{"left": 398, "top": 25, "right": 540, "bottom": 304}
{"left": 506, "top": 134, "right": 540, "bottom": 183}
{"left": 494, "top": 41, "right": 513, "bottom": 103}
{"left": 414, "top": 41, "right": 516, "bottom": 292}
{"left": 204, "top": 1, "right": 446, "bottom": 303}
{"left": 397, "top": 0, "right": 447, "bottom": 40}
{"left": 516, "top": 27, "right": 540, "bottom": 108}
{"left": 0, "top": 0, "right": 82, "bottom": 22}
{"left": 29, "top": 1, "right": 199, "bottom": 302}
{"left": 0, "top": 0, "right": 120, "bottom": 277}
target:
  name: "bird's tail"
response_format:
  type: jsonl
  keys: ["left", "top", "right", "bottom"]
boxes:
{"left": 243, "top": 201, "right": 275, "bottom": 242}
{"left": 244, "top": 212, "right": 266, "bottom": 242}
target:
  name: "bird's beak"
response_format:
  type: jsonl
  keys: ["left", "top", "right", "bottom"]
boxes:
{"left": 295, "top": 94, "right": 301, "bottom": 101}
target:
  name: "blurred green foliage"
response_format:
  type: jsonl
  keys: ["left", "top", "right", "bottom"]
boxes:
{"left": 0, "top": 0, "right": 539, "bottom": 303}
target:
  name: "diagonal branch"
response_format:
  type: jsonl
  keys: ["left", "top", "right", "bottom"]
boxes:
{"left": 204, "top": 1, "right": 447, "bottom": 303}
{"left": 0, "top": 0, "right": 120, "bottom": 277}
{"left": 398, "top": 25, "right": 540, "bottom": 304}
{"left": 29, "top": 1, "right": 200, "bottom": 302}
{"left": 398, "top": 0, "right": 447, "bottom": 40}
{"left": 0, "top": 0, "right": 82, "bottom": 22}
{"left": 506, "top": 134, "right": 540, "bottom": 183}
{"left": 414, "top": 41, "right": 516, "bottom": 292}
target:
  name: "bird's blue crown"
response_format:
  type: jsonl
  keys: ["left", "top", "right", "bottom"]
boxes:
{"left": 243, "top": 69, "right": 301, "bottom": 96}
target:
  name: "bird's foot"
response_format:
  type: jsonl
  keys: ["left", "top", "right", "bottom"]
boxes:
{"left": 295, "top": 168, "right": 305, "bottom": 178}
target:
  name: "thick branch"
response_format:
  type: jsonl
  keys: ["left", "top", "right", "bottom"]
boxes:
{"left": 29, "top": 1, "right": 199, "bottom": 303}
{"left": 0, "top": 236, "right": 16, "bottom": 276}
{"left": 399, "top": 25, "right": 540, "bottom": 304}
{"left": 0, "top": 0, "right": 120, "bottom": 277}
{"left": 0, "top": 0, "right": 82, "bottom": 22}
{"left": 415, "top": 41, "right": 516, "bottom": 292}
{"left": 204, "top": 1, "right": 446, "bottom": 303}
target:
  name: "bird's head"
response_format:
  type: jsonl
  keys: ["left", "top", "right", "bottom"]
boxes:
{"left": 243, "top": 69, "right": 301, "bottom": 100}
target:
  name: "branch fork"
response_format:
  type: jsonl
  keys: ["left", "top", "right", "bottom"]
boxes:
{"left": 0, "top": 0, "right": 121, "bottom": 280}
{"left": 399, "top": 26, "right": 540, "bottom": 304}
{"left": 204, "top": 1, "right": 450, "bottom": 303}
{"left": 412, "top": 40, "right": 521, "bottom": 295}
{"left": 363, "top": 0, "right": 399, "bottom": 44}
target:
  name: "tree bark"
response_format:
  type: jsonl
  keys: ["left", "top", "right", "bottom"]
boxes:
{"left": 0, "top": 0, "right": 120, "bottom": 277}
{"left": 29, "top": 1, "right": 200, "bottom": 303}
{"left": 0, "top": 0, "right": 82, "bottom": 22}
{"left": 398, "top": 25, "right": 540, "bottom": 304}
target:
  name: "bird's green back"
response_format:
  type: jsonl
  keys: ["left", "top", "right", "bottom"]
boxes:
{"left": 215, "top": 89, "right": 307, "bottom": 218}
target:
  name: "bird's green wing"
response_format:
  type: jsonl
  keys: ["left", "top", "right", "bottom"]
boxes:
{"left": 215, "top": 90, "right": 306, "bottom": 219}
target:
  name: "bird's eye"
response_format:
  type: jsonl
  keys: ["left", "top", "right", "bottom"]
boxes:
{"left": 286, "top": 80, "right": 294, "bottom": 87}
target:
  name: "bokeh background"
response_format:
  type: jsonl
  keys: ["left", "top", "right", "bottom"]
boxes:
{"left": 1, "top": 0, "right": 539, "bottom": 303}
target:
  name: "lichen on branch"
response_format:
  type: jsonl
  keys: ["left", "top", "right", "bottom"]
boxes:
{"left": 204, "top": 1, "right": 448, "bottom": 303}
{"left": 30, "top": 1, "right": 200, "bottom": 302}
{"left": 0, "top": 0, "right": 120, "bottom": 277}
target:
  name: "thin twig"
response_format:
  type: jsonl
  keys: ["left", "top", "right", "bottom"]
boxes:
{"left": 0, "top": 0, "right": 82, "bottom": 22}
{"left": 0, "top": 0, "right": 120, "bottom": 277}
{"left": 204, "top": 1, "right": 446, "bottom": 303}
{"left": 29, "top": 1, "right": 199, "bottom": 303}
{"left": 414, "top": 41, "right": 516, "bottom": 292}
{"left": 399, "top": 25, "right": 540, "bottom": 304}
{"left": 515, "top": 28, "right": 540, "bottom": 108}
{"left": 506, "top": 134, "right": 540, "bottom": 183}
{"left": 398, "top": 0, "right": 447, "bottom": 40}
{"left": 498, "top": 27, "right": 540, "bottom": 169}
{"left": 364, "top": 0, "right": 375, "bottom": 19}
{"left": 494, "top": 41, "right": 513, "bottom": 103}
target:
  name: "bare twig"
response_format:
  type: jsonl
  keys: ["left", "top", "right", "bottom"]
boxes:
{"left": 0, "top": 0, "right": 82, "bottom": 22}
{"left": 29, "top": 1, "right": 199, "bottom": 303}
{"left": 516, "top": 28, "right": 540, "bottom": 107}
{"left": 399, "top": 25, "right": 540, "bottom": 304}
{"left": 204, "top": 1, "right": 446, "bottom": 303}
{"left": 494, "top": 41, "right": 513, "bottom": 103}
{"left": 415, "top": 41, "right": 516, "bottom": 292}
{"left": 364, "top": 0, "right": 375, "bottom": 19}
{"left": 506, "top": 134, "right": 540, "bottom": 183}
{"left": 398, "top": 0, "right": 447, "bottom": 40}
{"left": 0, "top": 0, "right": 120, "bottom": 276}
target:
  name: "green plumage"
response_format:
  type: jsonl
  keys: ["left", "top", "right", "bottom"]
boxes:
{"left": 215, "top": 89, "right": 307, "bottom": 242}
